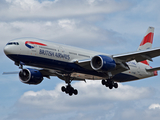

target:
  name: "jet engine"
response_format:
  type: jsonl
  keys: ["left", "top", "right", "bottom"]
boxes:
{"left": 19, "top": 68, "right": 43, "bottom": 85}
{"left": 91, "top": 55, "right": 116, "bottom": 71}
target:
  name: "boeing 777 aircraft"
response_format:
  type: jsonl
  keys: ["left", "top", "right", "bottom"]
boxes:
{"left": 3, "top": 27, "right": 160, "bottom": 96}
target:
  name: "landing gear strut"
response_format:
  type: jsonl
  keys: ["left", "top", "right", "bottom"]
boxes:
{"left": 61, "top": 75, "right": 78, "bottom": 96}
{"left": 15, "top": 61, "right": 24, "bottom": 69}
{"left": 101, "top": 79, "right": 118, "bottom": 89}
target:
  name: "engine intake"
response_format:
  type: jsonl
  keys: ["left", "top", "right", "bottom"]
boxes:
{"left": 19, "top": 68, "right": 43, "bottom": 85}
{"left": 91, "top": 55, "right": 116, "bottom": 71}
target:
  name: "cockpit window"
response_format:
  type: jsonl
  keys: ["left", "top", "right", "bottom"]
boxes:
{"left": 6, "top": 42, "right": 19, "bottom": 45}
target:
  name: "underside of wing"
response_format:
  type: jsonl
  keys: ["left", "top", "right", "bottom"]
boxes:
{"left": 39, "top": 68, "right": 86, "bottom": 81}
{"left": 74, "top": 57, "right": 130, "bottom": 77}
{"left": 39, "top": 69, "right": 57, "bottom": 78}
{"left": 74, "top": 59, "right": 92, "bottom": 70}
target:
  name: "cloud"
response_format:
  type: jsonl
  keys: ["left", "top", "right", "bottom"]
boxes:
{"left": 58, "top": 19, "right": 75, "bottom": 30}
{"left": 0, "top": 19, "right": 126, "bottom": 55}
{"left": 0, "top": 0, "right": 136, "bottom": 54}
{"left": 4, "top": 81, "right": 152, "bottom": 120}
{"left": 111, "top": 107, "right": 160, "bottom": 120}
{"left": 0, "top": 0, "right": 131, "bottom": 21}
{"left": 19, "top": 81, "right": 152, "bottom": 104}
{"left": 100, "top": 0, "right": 160, "bottom": 36}
{"left": 149, "top": 103, "right": 160, "bottom": 110}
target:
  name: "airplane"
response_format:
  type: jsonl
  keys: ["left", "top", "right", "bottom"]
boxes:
{"left": 3, "top": 27, "right": 160, "bottom": 96}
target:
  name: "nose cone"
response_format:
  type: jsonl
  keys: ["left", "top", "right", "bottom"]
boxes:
{"left": 4, "top": 46, "right": 11, "bottom": 55}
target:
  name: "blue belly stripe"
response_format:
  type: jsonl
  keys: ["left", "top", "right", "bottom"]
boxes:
{"left": 7, "top": 54, "right": 139, "bottom": 82}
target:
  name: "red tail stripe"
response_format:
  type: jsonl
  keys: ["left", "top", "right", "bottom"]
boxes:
{"left": 25, "top": 41, "right": 47, "bottom": 46}
{"left": 141, "top": 60, "right": 149, "bottom": 65}
{"left": 140, "top": 32, "right": 154, "bottom": 46}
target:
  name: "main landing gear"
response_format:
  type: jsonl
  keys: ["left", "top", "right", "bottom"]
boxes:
{"left": 61, "top": 75, "right": 78, "bottom": 96}
{"left": 61, "top": 84, "right": 78, "bottom": 96}
{"left": 101, "top": 79, "right": 118, "bottom": 89}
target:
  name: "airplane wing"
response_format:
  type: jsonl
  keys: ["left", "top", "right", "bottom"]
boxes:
{"left": 74, "top": 47, "right": 160, "bottom": 76}
{"left": 113, "top": 47, "right": 160, "bottom": 63}
{"left": 75, "top": 47, "right": 160, "bottom": 70}
{"left": 74, "top": 59, "right": 92, "bottom": 70}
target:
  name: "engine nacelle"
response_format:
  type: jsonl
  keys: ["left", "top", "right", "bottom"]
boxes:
{"left": 19, "top": 68, "right": 43, "bottom": 85}
{"left": 91, "top": 55, "right": 116, "bottom": 71}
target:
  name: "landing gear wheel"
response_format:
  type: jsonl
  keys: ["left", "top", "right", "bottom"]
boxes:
{"left": 73, "top": 89, "right": 78, "bottom": 95}
{"left": 102, "top": 79, "right": 119, "bottom": 90}
{"left": 114, "top": 83, "right": 118, "bottom": 88}
{"left": 69, "top": 91, "right": 73, "bottom": 96}
{"left": 102, "top": 79, "right": 106, "bottom": 85}
{"left": 61, "top": 86, "right": 66, "bottom": 92}
{"left": 109, "top": 85, "right": 113, "bottom": 89}
{"left": 65, "top": 89, "right": 69, "bottom": 94}
{"left": 105, "top": 82, "right": 109, "bottom": 87}
{"left": 61, "top": 83, "right": 78, "bottom": 96}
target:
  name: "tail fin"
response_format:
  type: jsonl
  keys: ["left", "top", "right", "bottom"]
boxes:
{"left": 137, "top": 27, "right": 154, "bottom": 65}
{"left": 137, "top": 27, "right": 154, "bottom": 51}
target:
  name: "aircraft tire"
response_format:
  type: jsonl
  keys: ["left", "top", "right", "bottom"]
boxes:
{"left": 114, "top": 83, "right": 118, "bottom": 88}
{"left": 105, "top": 83, "right": 109, "bottom": 87}
{"left": 109, "top": 85, "right": 113, "bottom": 89}
{"left": 65, "top": 89, "right": 69, "bottom": 94}
{"left": 102, "top": 79, "right": 106, "bottom": 85}
{"left": 69, "top": 91, "right": 73, "bottom": 96}
{"left": 61, "top": 86, "right": 66, "bottom": 92}
{"left": 62, "top": 84, "right": 78, "bottom": 96}
{"left": 74, "top": 89, "right": 78, "bottom": 95}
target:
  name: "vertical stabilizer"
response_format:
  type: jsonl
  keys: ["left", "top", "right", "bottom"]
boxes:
{"left": 137, "top": 27, "right": 154, "bottom": 51}
{"left": 137, "top": 27, "right": 154, "bottom": 65}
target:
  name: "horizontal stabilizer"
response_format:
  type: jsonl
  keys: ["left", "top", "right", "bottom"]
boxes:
{"left": 146, "top": 67, "right": 160, "bottom": 72}
{"left": 2, "top": 72, "right": 19, "bottom": 74}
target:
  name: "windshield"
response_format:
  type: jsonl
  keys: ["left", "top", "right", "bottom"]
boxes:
{"left": 6, "top": 42, "right": 19, "bottom": 45}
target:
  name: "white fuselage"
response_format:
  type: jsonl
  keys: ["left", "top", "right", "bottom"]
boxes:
{"left": 4, "top": 38, "right": 155, "bottom": 82}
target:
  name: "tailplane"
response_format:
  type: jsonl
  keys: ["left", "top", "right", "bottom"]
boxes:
{"left": 137, "top": 27, "right": 154, "bottom": 65}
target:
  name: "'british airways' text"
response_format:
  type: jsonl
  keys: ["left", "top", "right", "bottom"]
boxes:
{"left": 39, "top": 49, "right": 70, "bottom": 60}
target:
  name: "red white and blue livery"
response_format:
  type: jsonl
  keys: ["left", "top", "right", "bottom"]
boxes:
{"left": 3, "top": 27, "right": 160, "bottom": 96}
